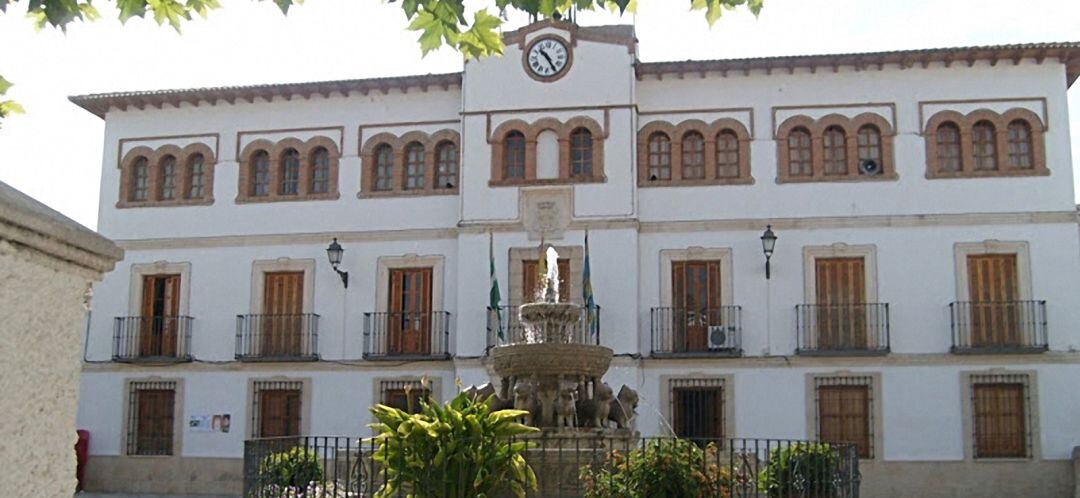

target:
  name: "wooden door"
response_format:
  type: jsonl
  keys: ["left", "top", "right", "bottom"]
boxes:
{"left": 135, "top": 389, "right": 175, "bottom": 455}
{"left": 672, "top": 261, "right": 721, "bottom": 352}
{"left": 672, "top": 387, "right": 724, "bottom": 440}
{"left": 973, "top": 383, "right": 1026, "bottom": 458}
{"left": 818, "top": 385, "right": 871, "bottom": 458}
{"left": 967, "top": 254, "right": 1020, "bottom": 347}
{"left": 259, "top": 389, "right": 301, "bottom": 438}
{"left": 522, "top": 258, "right": 570, "bottom": 303}
{"left": 389, "top": 268, "right": 433, "bottom": 355}
{"left": 815, "top": 258, "right": 867, "bottom": 349}
{"left": 140, "top": 275, "right": 180, "bottom": 357}
{"left": 263, "top": 272, "right": 304, "bottom": 356}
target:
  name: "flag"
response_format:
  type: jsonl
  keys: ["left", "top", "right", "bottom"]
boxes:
{"left": 489, "top": 232, "right": 504, "bottom": 341}
{"left": 582, "top": 230, "right": 598, "bottom": 337}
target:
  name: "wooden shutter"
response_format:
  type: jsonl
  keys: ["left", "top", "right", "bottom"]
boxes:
{"left": 967, "top": 254, "right": 1020, "bottom": 347}
{"left": 818, "top": 385, "right": 871, "bottom": 458}
{"left": 259, "top": 389, "right": 302, "bottom": 438}
{"left": 672, "top": 261, "right": 722, "bottom": 352}
{"left": 263, "top": 272, "right": 304, "bottom": 356}
{"left": 389, "top": 268, "right": 433, "bottom": 355}
{"left": 973, "top": 383, "right": 1026, "bottom": 458}
{"left": 672, "top": 387, "right": 724, "bottom": 440}
{"left": 815, "top": 258, "right": 867, "bottom": 349}
{"left": 522, "top": 258, "right": 570, "bottom": 303}
{"left": 135, "top": 389, "right": 174, "bottom": 455}
{"left": 140, "top": 275, "right": 181, "bottom": 357}
{"left": 383, "top": 388, "right": 431, "bottom": 414}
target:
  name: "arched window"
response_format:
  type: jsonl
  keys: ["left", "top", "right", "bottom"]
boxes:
{"left": 187, "top": 154, "right": 205, "bottom": 199}
{"left": 280, "top": 148, "right": 301, "bottom": 195}
{"left": 823, "top": 126, "right": 847, "bottom": 175}
{"left": 681, "top": 131, "right": 705, "bottom": 180}
{"left": 373, "top": 144, "right": 394, "bottom": 191}
{"left": 251, "top": 150, "right": 271, "bottom": 197}
{"left": 972, "top": 121, "right": 998, "bottom": 171}
{"left": 1007, "top": 120, "right": 1033, "bottom": 169}
{"left": 716, "top": 130, "right": 739, "bottom": 178}
{"left": 435, "top": 141, "right": 458, "bottom": 189}
{"left": 788, "top": 127, "right": 812, "bottom": 177}
{"left": 131, "top": 157, "right": 149, "bottom": 201}
{"left": 936, "top": 123, "right": 962, "bottom": 173}
{"left": 570, "top": 128, "right": 593, "bottom": 178}
{"left": 404, "top": 142, "right": 425, "bottom": 190}
{"left": 159, "top": 155, "right": 177, "bottom": 200}
{"left": 857, "top": 125, "right": 882, "bottom": 169}
{"left": 647, "top": 132, "right": 671, "bottom": 181}
{"left": 504, "top": 131, "right": 526, "bottom": 180}
{"left": 310, "top": 147, "right": 330, "bottom": 194}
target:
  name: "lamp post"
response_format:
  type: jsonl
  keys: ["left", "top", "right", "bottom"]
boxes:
{"left": 326, "top": 238, "right": 349, "bottom": 288}
{"left": 760, "top": 225, "right": 777, "bottom": 280}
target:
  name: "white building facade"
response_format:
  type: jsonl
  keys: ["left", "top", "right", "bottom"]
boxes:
{"left": 72, "top": 22, "right": 1080, "bottom": 496}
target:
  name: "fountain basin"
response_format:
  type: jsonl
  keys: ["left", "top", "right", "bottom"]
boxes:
{"left": 519, "top": 302, "right": 582, "bottom": 343}
{"left": 490, "top": 343, "right": 613, "bottom": 379}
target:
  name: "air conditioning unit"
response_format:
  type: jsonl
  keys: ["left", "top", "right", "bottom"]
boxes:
{"left": 707, "top": 325, "right": 737, "bottom": 350}
{"left": 858, "top": 158, "right": 882, "bottom": 176}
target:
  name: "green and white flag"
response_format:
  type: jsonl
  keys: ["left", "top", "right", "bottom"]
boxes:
{"left": 489, "top": 232, "right": 504, "bottom": 341}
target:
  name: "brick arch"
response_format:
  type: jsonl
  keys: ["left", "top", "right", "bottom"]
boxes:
{"left": 925, "top": 107, "right": 1049, "bottom": 179}
{"left": 562, "top": 116, "right": 604, "bottom": 140}
{"left": 301, "top": 136, "right": 340, "bottom": 198}
{"left": 1001, "top": 108, "right": 1047, "bottom": 173}
{"left": 637, "top": 121, "right": 676, "bottom": 185}
{"left": 965, "top": 109, "right": 1007, "bottom": 174}
{"left": 776, "top": 115, "right": 817, "bottom": 182}
{"left": 360, "top": 132, "right": 403, "bottom": 194}
{"left": 489, "top": 119, "right": 531, "bottom": 144}
{"left": 559, "top": 116, "right": 605, "bottom": 180}
{"left": 240, "top": 139, "right": 275, "bottom": 164}
{"left": 304, "top": 136, "right": 340, "bottom": 157}
{"left": 398, "top": 131, "right": 432, "bottom": 191}
{"left": 117, "top": 143, "right": 216, "bottom": 207}
{"left": 710, "top": 118, "right": 752, "bottom": 183}
{"left": 709, "top": 118, "right": 750, "bottom": 141}
{"left": 924, "top": 110, "right": 969, "bottom": 178}
{"left": 849, "top": 113, "right": 896, "bottom": 179}
{"left": 673, "top": 120, "right": 711, "bottom": 181}
{"left": 270, "top": 137, "right": 307, "bottom": 159}
{"left": 430, "top": 129, "right": 461, "bottom": 190}
{"left": 118, "top": 146, "right": 155, "bottom": 205}
{"left": 527, "top": 117, "right": 564, "bottom": 142}
{"left": 150, "top": 145, "right": 184, "bottom": 200}
{"left": 812, "top": 113, "right": 851, "bottom": 136}
{"left": 179, "top": 142, "right": 217, "bottom": 202}
{"left": 815, "top": 114, "right": 853, "bottom": 177}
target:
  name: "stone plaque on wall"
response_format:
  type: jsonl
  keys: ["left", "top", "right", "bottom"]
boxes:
{"left": 521, "top": 187, "right": 572, "bottom": 241}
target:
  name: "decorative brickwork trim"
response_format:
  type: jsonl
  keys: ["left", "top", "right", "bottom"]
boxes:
{"left": 638, "top": 118, "right": 753, "bottom": 187}
{"left": 925, "top": 108, "right": 1048, "bottom": 179}
{"left": 236, "top": 136, "right": 341, "bottom": 203}
{"left": 359, "top": 129, "right": 461, "bottom": 197}
{"left": 776, "top": 113, "right": 897, "bottom": 184}
{"left": 489, "top": 116, "right": 606, "bottom": 186}
{"left": 117, "top": 143, "right": 216, "bottom": 208}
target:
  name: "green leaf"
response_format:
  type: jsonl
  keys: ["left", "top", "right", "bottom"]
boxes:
{"left": 0, "top": 75, "right": 13, "bottom": 95}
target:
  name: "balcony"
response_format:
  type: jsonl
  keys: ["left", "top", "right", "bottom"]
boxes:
{"left": 949, "top": 301, "right": 1048, "bottom": 354}
{"left": 363, "top": 311, "right": 451, "bottom": 360}
{"left": 796, "top": 303, "right": 890, "bottom": 356}
{"left": 235, "top": 314, "right": 319, "bottom": 361}
{"left": 486, "top": 305, "right": 601, "bottom": 349}
{"left": 649, "top": 306, "right": 742, "bottom": 358}
{"left": 112, "top": 316, "right": 193, "bottom": 362}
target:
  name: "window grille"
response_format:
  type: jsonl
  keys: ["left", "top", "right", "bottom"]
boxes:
{"left": 160, "top": 155, "right": 177, "bottom": 200}
{"left": 570, "top": 128, "right": 593, "bottom": 177}
{"left": 435, "top": 142, "right": 458, "bottom": 189}
{"left": 822, "top": 126, "right": 847, "bottom": 175}
{"left": 404, "top": 142, "right": 425, "bottom": 190}
{"left": 669, "top": 378, "right": 725, "bottom": 440}
{"left": 504, "top": 132, "right": 526, "bottom": 179}
{"left": 647, "top": 132, "right": 671, "bottom": 181}
{"left": 251, "top": 151, "right": 271, "bottom": 196}
{"left": 374, "top": 144, "right": 394, "bottom": 191}
{"left": 857, "top": 125, "right": 882, "bottom": 167}
{"left": 131, "top": 157, "right": 149, "bottom": 201}
{"left": 715, "top": 130, "right": 739, "bottom": 178}
{"left": 787, "top": 128, "right": 812, "bottom": 176}
{"left": 1006, "top": 120, "right": 1033, "bottom": 169}
{"left": 280, "top": 148, "right": 301, "bottom": 195}
{"left": 972, "top": 121, "right": 998, "bottom": 171}
{"left": 936, "top": 123, "right": 962, "bottom": 173}
{"left": 187, "top": 154, "right": 205, "bottom": 199}
{"left": 814, "top": 376, "right": 873, "bottom": 458}
{"left": 379, "top": 380, "right": 432, "bottom": 414}
{"left": 681, "top": 132, "right": 705, "bottom": 180}
{"left": 127, "top": 380, "right": 176, "bottom": 455}
{"left": 970, "top": 373, "right": 1031, "bottom": 459}
{"left": 310, "top": 147, "right": 330, "bottom": 193}
{"left": 252, "top": 380, "right": 303, "bottom": 438}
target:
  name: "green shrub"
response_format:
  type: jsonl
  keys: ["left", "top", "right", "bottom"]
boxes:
{"left": 757, "top": 442, "right": 839, "bottom": 497}
{"left": 258, "top": 446, "right": 324, "bottom": 490}
{"left": 579, "top": 439, "right": 732, "bottom": 498}
{"left": 367, "top": 390, "right": 539, "bottom": 498}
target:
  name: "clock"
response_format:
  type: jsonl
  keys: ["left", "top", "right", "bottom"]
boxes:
{"left": 524, "top": 36, "right": 571, "bottom": 81}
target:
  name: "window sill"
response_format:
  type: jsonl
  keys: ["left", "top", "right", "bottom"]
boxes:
{"left": 971, "top": 456, "right": 1033, "bottom": 463}
{"left": 951, "top": 346, "right": 1048, "bottom": 355}
{"left": 926, "top": 168, "right": 1050, "bottom": 180}
{"left": 638, "top": 177, "right": 754, "bottom": 188}
{"left": 235, "top": 192, "right": 341, "bottom": 204}
{"left": 116, "top": 198, "right": 214, "bottom": 209}
{"left": 776, "top": 173, "right": 899, "bottom": 184}
{"left": 489, "top": 176, "right": 606, "bottom": 187}
{"left": 357, "top": 188, "right": 459, "bottom": 199}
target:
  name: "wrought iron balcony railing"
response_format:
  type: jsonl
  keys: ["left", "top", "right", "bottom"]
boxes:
{"left": 362, "top": 311, "right": 452, "bottom": 360}
{"left": 113, "top": 316, "right": 193, "bottom": 362}
{"left": 235, "top": 313, "right": 319, "bottom": 361}
{"left": 796, "top": 303, "right": 890, "bottom": 355}
{"left": 486, "top": 304, "right": 601, "bottom": 350}
{"left": 950, "top": 301, "right": 1048, "bottom": 354}
{"left": 650, "top": 306, "right": 742, "bottom": 358}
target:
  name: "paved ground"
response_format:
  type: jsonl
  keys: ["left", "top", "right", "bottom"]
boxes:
{"left": 77, "top": 494, "right": 237, "bottom": 498}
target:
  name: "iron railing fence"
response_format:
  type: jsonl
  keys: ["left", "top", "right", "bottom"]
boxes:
{"left": 243, "top": 435, "right": 860, "bottom": 498}
{"left": 949, "top": 300, "right": 1048, "bottom": 353}
{"left": 486, "top": 304, "right": 601, "bottom": 350}
{"left": 236, "top": 313, "right": 319, "bottom": 361}
{"left": 113, "top": 315, "right": 193, "bottom": 362}
{"left": 650, "top": 306, "right": 743, "bottom": 358}
{"left": 362, "top": 311, "right": 452, "bottom": 360}
{"left": 796, "top": 303, "right": 890, "bottom": 355}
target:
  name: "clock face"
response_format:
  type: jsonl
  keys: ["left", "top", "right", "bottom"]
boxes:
{"left": 526, "top": 38, "right": 570, "bottom": 79}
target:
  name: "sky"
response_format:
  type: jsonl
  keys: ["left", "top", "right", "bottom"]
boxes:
{"left": 0, "top": 0, "right": 1078, "bottom": 230}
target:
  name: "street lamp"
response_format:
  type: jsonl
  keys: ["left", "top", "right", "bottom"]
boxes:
{"left": 760, "top": 225, "right": 777, "bottom": 280}
{"left": 326, "top": 238, "right": 349, "bottom": 288}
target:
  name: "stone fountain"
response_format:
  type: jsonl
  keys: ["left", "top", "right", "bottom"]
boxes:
{"left": 477, "top": 246, "right": 639, "bottom": 433}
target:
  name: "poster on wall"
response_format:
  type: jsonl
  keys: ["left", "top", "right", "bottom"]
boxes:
{"left": 188, "top": 414, "right": 231, "bottom": 433}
